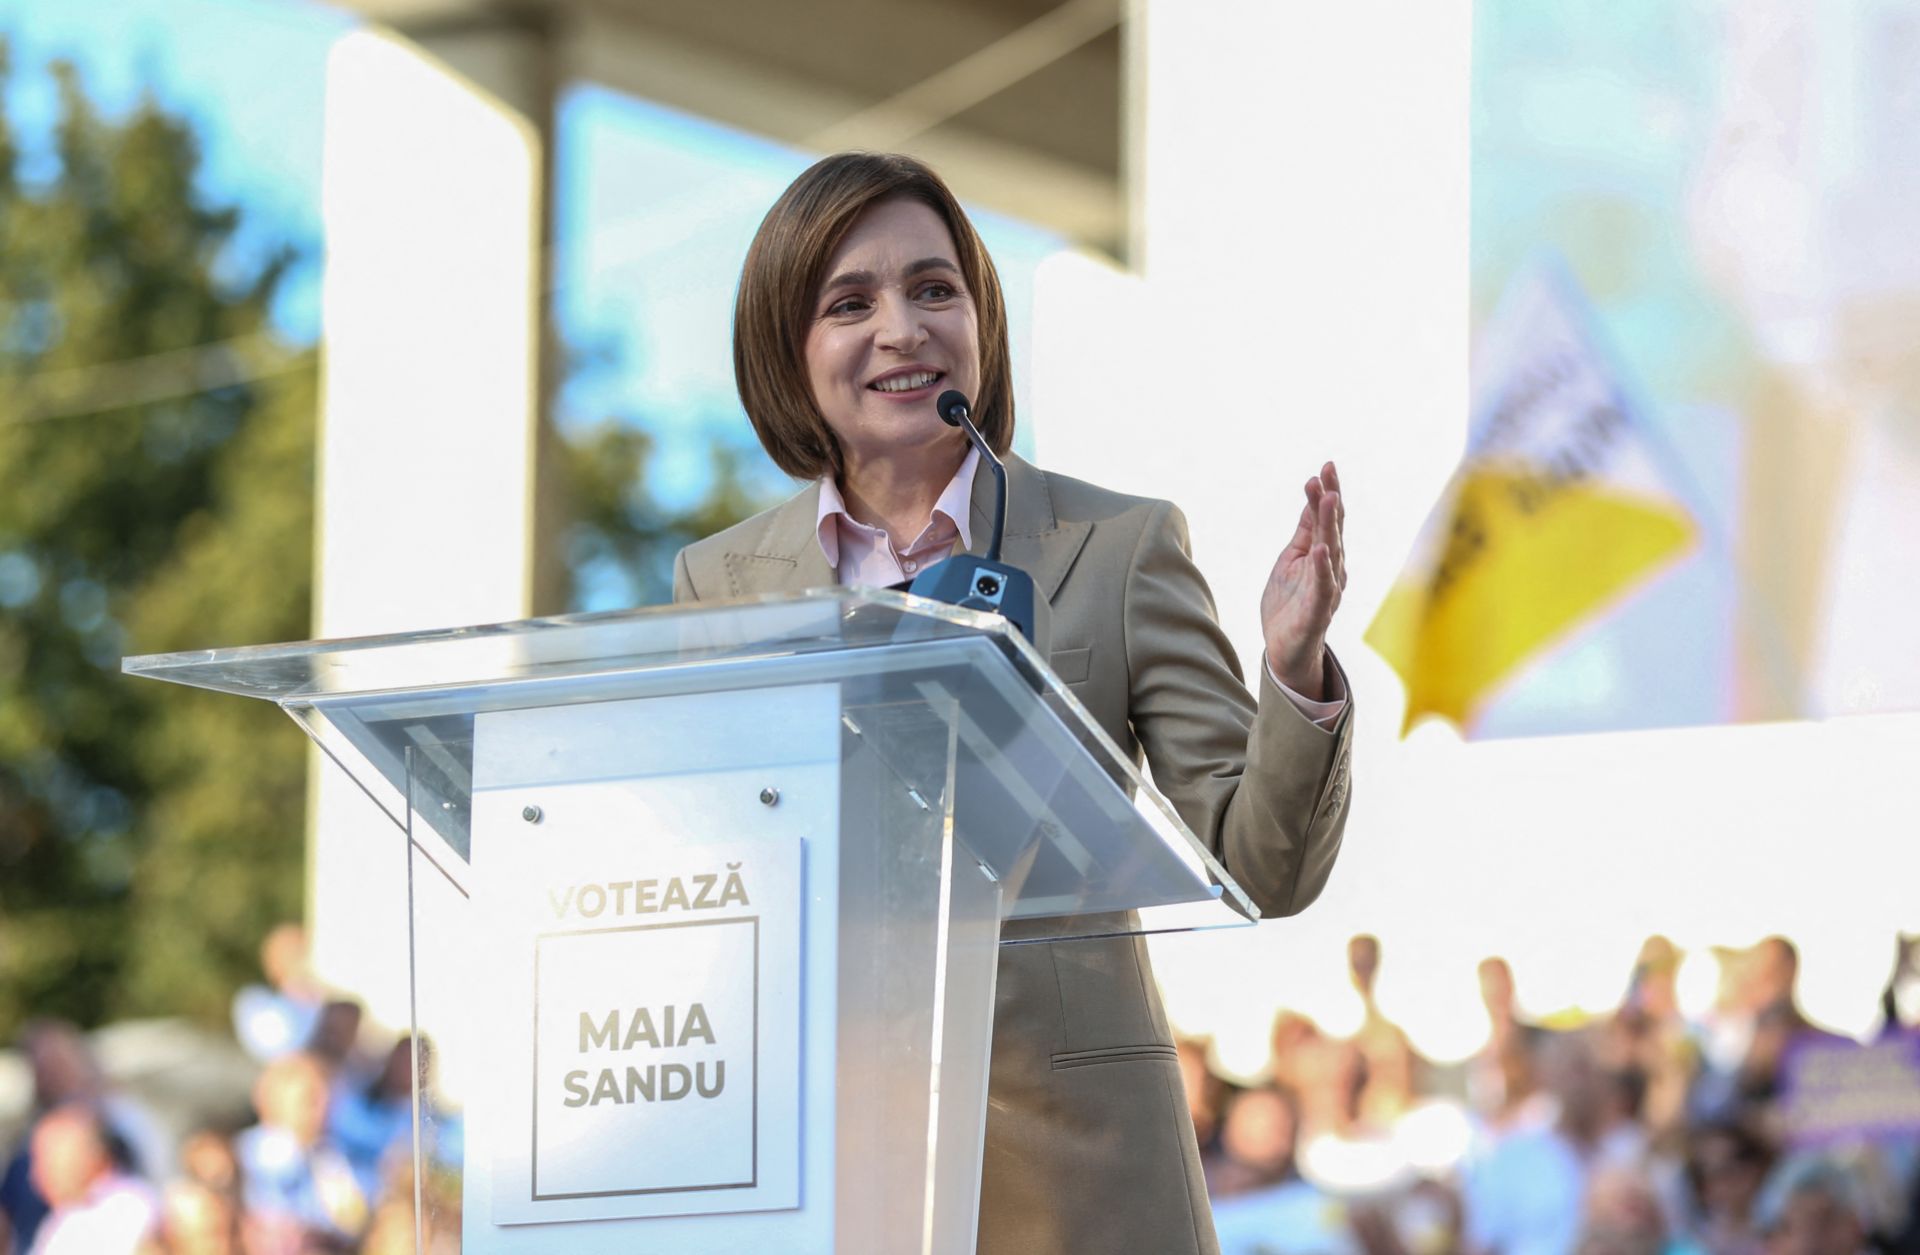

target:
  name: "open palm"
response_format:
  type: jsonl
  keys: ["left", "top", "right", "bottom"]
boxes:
{"left": 1260, "top": 461, "right": 1346, "bottom": 700}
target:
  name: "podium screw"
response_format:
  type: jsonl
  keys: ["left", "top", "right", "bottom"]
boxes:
{"left": 521, "top": 805, "right": 543, "bottom": 824}
{"left": 759, "top": 787, "right": 780, "bottom": 807}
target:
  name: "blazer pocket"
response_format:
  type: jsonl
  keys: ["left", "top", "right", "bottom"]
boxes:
{"left": 1050, "top": 1044, "right": 1180, "bottom": 1070}
{"left": 1049, "top": 645, "right": 1092, "bottom": 686}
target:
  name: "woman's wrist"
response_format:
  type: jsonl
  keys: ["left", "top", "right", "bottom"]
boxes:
{"left": 1266, "top": 641, "right": 1326, "bottom": 702}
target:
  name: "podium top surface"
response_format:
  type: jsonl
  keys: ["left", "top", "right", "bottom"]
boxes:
{"left": 126, "top": 589, "right": 1007, "bottom": 701}
{"left": 125, "top": 590, "right": 1260, "bottom": 933}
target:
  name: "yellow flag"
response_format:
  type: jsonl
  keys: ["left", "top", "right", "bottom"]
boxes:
{"left": 1366, "top": 261, "right": 1698, "bottom": 734}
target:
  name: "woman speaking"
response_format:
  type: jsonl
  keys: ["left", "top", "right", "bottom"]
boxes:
{"left": 673, "top": 152, "right": 1354, "bottom": 1255}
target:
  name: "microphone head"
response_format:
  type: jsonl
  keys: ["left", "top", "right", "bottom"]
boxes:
{"left": 936, "top": 389, "right": 971, "bottom": 427}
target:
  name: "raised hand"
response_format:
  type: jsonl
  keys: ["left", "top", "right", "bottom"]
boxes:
{"left": 1260, "top": 461, "right": 1346, "bottom": 700}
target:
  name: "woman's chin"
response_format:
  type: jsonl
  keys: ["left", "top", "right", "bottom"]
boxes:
{"left": 839, "top": 420, "right": 968, "bottom": 468}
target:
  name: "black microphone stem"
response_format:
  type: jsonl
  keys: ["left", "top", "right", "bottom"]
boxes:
{"left": 979, "top": 441, "right": 1007, "bottom": 564}
{"left": 936, "top": 390, "right": 1006, "bottom": 562}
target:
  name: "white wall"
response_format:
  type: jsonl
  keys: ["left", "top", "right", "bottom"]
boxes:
{"left": 1032, "top": 0, "right": 1919, "bottom": 1073}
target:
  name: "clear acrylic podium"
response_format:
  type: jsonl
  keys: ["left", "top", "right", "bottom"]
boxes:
{"left": 125, "top": 590, "right": 1258, "bottom": 1254}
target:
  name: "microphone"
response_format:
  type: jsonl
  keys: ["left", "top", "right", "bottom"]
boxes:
{"left": 904, "top": 392, "right": 1050, "bottom": 653}
{"left": 937, "top": 389, "right": 1007, "bottom": 563}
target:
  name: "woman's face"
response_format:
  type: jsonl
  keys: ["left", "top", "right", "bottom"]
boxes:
{"left": 803, "top": 197, "right": 980, "bottom": 471}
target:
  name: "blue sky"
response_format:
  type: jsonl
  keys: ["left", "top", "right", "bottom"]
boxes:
{"left": 0, "top": 0, "right": 354, "bottom": 338}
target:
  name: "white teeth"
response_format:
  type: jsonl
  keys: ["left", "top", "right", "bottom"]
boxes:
{"left": 871, "top": 370, "right": 938, "bottom": 393}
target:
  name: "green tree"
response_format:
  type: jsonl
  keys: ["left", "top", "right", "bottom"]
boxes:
{"left": 0, "top": 45, "right": 316, "bottom": 1034}
{"left": 560, "top": 420, "right": 767, "bottom": 609}
{"left": 0, "top": 45, "right": 766, "bottom": 1037}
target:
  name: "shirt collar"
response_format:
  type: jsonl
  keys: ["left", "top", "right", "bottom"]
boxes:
{"left": 815, "top": 445, "right": 979, "bottom": 568}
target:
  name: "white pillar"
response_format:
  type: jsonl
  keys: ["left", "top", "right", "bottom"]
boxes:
{"left": 309, "top": 26, "right": 547, "bottom": 1026}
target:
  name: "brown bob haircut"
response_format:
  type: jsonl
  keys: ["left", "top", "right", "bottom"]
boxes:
{"left": 733, "top": 151, "right": 1015, "bottom": 480}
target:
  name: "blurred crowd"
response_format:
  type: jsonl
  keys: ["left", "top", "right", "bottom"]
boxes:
{"left": 1188, "top": 934, "right": 1920, "bottom": 1255}
{"left": 0, "top": 926, "right": 457, "bottom": 1255}
{"left": 5, "top": 923, "right": 1917, "bottom": 1254}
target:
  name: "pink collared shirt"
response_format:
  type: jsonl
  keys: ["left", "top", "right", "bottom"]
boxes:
{"left": 815, "top": 450, "right": 1345, "bottom": 729}
{"left": 815, "top": 446, "right": 980, "bottom": 588}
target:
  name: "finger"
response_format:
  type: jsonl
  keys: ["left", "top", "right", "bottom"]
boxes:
{"left": 1312, "top": 541, "right": 1339, "bottom": 621}
{"left": 1315, "top": 483, "right": 1338, "bottom": 557}
{"left": 1285, "top": 480, "right": 1319, "bottom": 552}
{"left": 1283, "top": 497, "right": 1315, "bottom": 556}
{"left": 1323, "top": 462, "right": 1346, "bottom": 524}
{"left": 1324, "top": 490, "right": 1347, "bottom": 588}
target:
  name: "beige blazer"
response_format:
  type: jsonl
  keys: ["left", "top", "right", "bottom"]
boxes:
{"left": 674, "top": 452, "right": 1354, "bottom": 1255}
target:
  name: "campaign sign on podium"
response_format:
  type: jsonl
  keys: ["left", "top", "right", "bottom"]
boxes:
{"left": 469, "top": 686, "right": 825, "bottom": 1230}
{"left": 475, "top": 779, "right": 802, "bottom": 1218}
{"left": 124, "top": 591, "right": 1259, "bottom": 1255}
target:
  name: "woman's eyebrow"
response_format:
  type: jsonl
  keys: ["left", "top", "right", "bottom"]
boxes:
{"left": 819, "top": 257, "right": 960, "bottom": 294}
{"left": 820, "top": 268, "right": 874, "bottom": 293}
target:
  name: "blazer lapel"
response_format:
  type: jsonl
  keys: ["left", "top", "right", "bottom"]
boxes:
{"left": 720, "top": 482, "right": 836, "bottom": 597}
{"left": 970, "top": 452, "right": 1090, "bottom": 604}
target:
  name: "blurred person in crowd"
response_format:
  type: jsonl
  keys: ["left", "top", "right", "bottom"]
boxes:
{"left": 1471, "top": 958, "right": 1546, "bottom": 1137}
{"left": 1720, "top": 1000, "right": 1833, "bottom": 1133}
{"left": 1598, "top": 1062, "right": 1697, "bottom": 1233}
{"left": 1881, "top": 934, "right": 1920, "bottom": 1036}
{"left": 1294, "top": 1032, "right": 1423, "bottom": 1195}
{"left": 1610, "top": 938, "right": 1699, "bottom": 1146}
{"left": 1891, "top": 1162, "right": 1920, "bottom": 1255}
{"left": 1480, "top": 958, "right": 1524, "bottom": 1050}
{"left": 1694, "top": 946, "right": 1761, "bottom": 1099}
{"left": 1, "top": 1020, "right": 169, "bottom": 1251}
{"left": 1754, "top": 1158, "right": 1873, "bottom": 1255}
{"left": 1294, "top": 1034, "right": 1366, "bottom": 1145}
{"left": 1346, "top": 1180, "right": 1465, "bottom": 1255}
{"left": 137, "top": 1178, "right": 242, "bottom": 1255}
{"left": 359, "top": 1198, "right": 417, "bottom": 1255}
{"left": 1684, "top": 1121, "right": 1774, "bottom": 1255}
{"left": 1742, "top": 940, "right": 1806, "bottom": 1028}
{"left": 1600, "top": 1067, "right": 1651, "bottom": 1152}
{"left": 1213, "top": 1085, "right": 1305, "bottom": 1199}
{"left": 24, "top": 1103, "right": 158, "bottom": 1254}
{"left": 331, "top": 1036, "right": 419, "bottom": 1200}
{"left": 1739, "top": 940, "right": 1847, "bottom": 1050}
{"left": 1465, "top": 1028, "right": 1644, "bottom": 1255}
{"left": 234, "top": 1052, "right": 366, "bottom": 1247}
{"left": 1272, "top": 1011, "right": 1324, "bottom": 1095}
{"left": 1693, "top": 940, "right": 1842, "bottom": 1127}
{"left": 1579, "top": 1163, "right": 1703, "bottom": 1255}
{"left": 362, "top": 1155, "right": 460, "bottom": 1255}
{"left": 1210, "top": 1085, "right": 1353, "bottom": 1255}
{"left": 303, "top": 1001, "right": 365, "bottom": 1075}
{"left": 175, "top": 1130, "right": 240, "bottom": 1198}
{"left": 232, "top": 924, "right": 323, "bottom": 1064}
{"left": 1350, "top": 936, "right": 1424, "bottom": 1127}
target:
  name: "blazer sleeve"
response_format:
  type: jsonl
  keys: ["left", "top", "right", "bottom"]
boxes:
{"left": 1122, "top": 500, "right": 1354, "bottom": 918}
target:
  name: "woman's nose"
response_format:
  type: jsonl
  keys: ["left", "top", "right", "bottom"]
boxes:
{"left": 872, "top": 294, "right": 927, "bottom": 352}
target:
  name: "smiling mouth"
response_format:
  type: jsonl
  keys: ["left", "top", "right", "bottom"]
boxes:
{"left": 868, "top": 369, "right": 944, "bottom": 393}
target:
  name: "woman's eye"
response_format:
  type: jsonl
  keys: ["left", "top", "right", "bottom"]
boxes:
{"left": 825, "top": 296, "right": 867, "bottom": 316}
{"left": 918, "top": 282, "right": 956, "bottom": 301}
